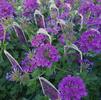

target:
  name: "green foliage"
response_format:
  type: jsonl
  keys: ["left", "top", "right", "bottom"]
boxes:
{"left": 0, "top": 0, "right": 101, "bottom": 100}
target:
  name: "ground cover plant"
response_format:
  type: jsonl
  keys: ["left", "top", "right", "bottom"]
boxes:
{"left": 0, "top": 0, "right": 101, "bottom": 100}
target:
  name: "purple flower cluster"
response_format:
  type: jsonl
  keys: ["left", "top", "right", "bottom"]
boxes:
{"left": 59, "top": 34, "right": 66, "bottom": 45}
{"left": 34, "top": 43, "right": 60, "bottom": 68}
{"left": 87, "top": 6, "right": 101, "bottom": 32}
{"left": 23, "top": 0, "right": 38, "bottom": 17}
{"left": 0, "top": 24, "right": 4, "bottom": 41}
{"left": 46, "top": 17, "right": 61, "bottom": 35}
{"left": 45, "top": 1, "right": 73, "bottom": 36}
{"left": 31, "top": 34, "right": 47, "bottom": 47}
{"left": 64, "top": 0, "right": 75, "bottom": 6}
{"left": 0, "top": 0, "right": 14, "bottom": 19}
{"left": 21, "top": 52, "right": 37, "bottom": 73}
{"left": 55, "top": 1, "right": 71, "bottom": 20}
{"left": 77, "top": 29, "right": 101, "bottom": 53}
{"left": 23, "top": 0, "right": 38, "bottom": 10}
{"left": 58, "top": 3, "right": 70, "bottom": 20}
{"left": 55, "top": 0, "right": 75, "bottom": 7}
{"left": 58, "top": 75, "right": 87, "bottom": 100}
{"left": 87, "top": 18, "right": 101, "bottom": 26}
{"left": 79, "top": 0, "right": 101, "bottom": 29}
{"left": 21, "top": 33, "right": 60, "bottom": 72}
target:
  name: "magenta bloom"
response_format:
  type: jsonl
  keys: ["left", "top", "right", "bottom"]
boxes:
{"left": 55, "top": 0, "right": 63, "bottom": 8}
{"left": 34, "top": 43, "right": 60, "bottom": 68}
{"left": 58, "top": 75, "right": 87, "bottom": 100}
{"left": 87, "top": 18, "right": 101, "bottom": 25}
{"left": 77, "top": 29, "right": 101, "bottom": 53}
{"left": 23, "top": 0, "right": 38, "bottom": 10}
{"left": 64, "top": 0, "right": 75, "bottom": 6}
{"left": 79, "top": 1, "right": 101, "bottom": 25}
{"left": 31, "top": 34, "right": 47, "bottom": 47}
{"left": 21, "top": 52, "right": 37, "bottom": 73}
{"left": 0, "top": 24, "right": 4, "bottom": 41}
{"left": 0, "top": 1, "right": 14, "bottom": 19}
{"left": 59, "top": 34, "right": 66, "bottom": 45}
{"left": 58, "top": 3, "right": 70, "bottom": 20}
{"left": 23, "top": 0, "right": 38, "bottom": 16}
{"left": 46, "top": 17, "right": 61, "bottom": 35}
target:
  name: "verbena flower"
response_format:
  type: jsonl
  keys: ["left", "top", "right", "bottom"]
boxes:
{"left": 23, "top": 0, "right": 38, "bottom": 17}
{"left": 87, "top": 18, "right": 101, "bottom": 26}
{"left": 46, "top": 17, "right": 61, "bottom": 35}
{"left": 64, "top": 0, "right": 75, "bottom": 6}
{"left": 77, "top": 29, "right": 101, "bottom": 53}
{"left": 0, "top": 1, "right": 14, "bottom": 19}
{"left": 87, "top": 4, "right": 101, "bottom": 30}
{"left": 55, "top": 1, "right": 71, "bottom": 20}
{"left": 79, "top": 1, "right": 94, "bottom": 23}
{"left": 58, "top": 75, "right": 87, "bottom": 100}
{"left": 59, "top": 34, "right": 66, "bottom": 45}
{"left": 55, "top": 0, "right": 63, "bottom": 8}
{"left": 21, "top": 52, "right": 37, "bottom": 72}
{"left": 31, "top": 34, "right": 48, "bottom": 47}
{"left": 23, "top": 0, "right": 38, "bottom": 10}
{"left": 55, "top": 0, "right": 74, "bottom": 7}
{"left": 0, "top": 24, "right": 4, "bottom": 41}
{"left": 34, "top": 43, "right": 60, "bottom": 68}
{"left": 58, "top": 3, "right": 70, "bottom": 20}
{"left": 91, "top": 4, "right": 101, "bottom": 17}
{"left": 79, "top": 1, "right": 101, "bottom": 25}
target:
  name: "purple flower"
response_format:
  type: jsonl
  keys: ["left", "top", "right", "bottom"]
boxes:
{"left": 59, "top": 34, "right": 66, "bottom": 45}
{"left": 77, "top": 29, "right": 101, "bottom": 53}
{"left": 56, "top": 2, "right": 71, "bottom": 20}
{"left": 23, "top": 0, "right": 38, "bottom": 10}
{"left": 91, "top": 5, "right": 101, "bottom": 16}
{"left": 46, "top": 27, "right": 60, "bottom": 35}
{"left": 0, "top": 24, "right": 4, "bottom": 41}
{"left": 79, "top": 1, "right": 101, "bottom": 25}
{"left": 58, "top": 3, "right": 70, "bottom": 20}
{"left": 64, "top": 0, "right": 75, "bottom": 6}
{"left": 21, "top": 52, "right": 37, "bottom": 73}
{"left": 79, "top": 2, "right": 94, "bottom": 23}
{"left": 87, "top": 18, "right": 101, "bottom": 25}
{"left": 31, "top": 34, "right": 48, "bottom": 47}
{"left": 87, "top": 19, "right": 101, "bottom": 33}
{"left": 23, "top": 0, "right": 38, "bottom": 17}
{"left": 46, "top": 17, "right": 61, "bottom": 35}
{"left": 54, "top": 1, "right": 71, "bottom": 20}
{"left": 0, "top": 1, "right": 14, "bottom": 19}
{"left": 55, "top": 0, "right": 74, "bottom": 7}
{"left": 55, "top": 0, "right": 62, "bottom": 8}
{"left": 58, "top": 75, "right": 87, "bottom": 100}
{"left": 34, "top": 43, "right": 60, "bottom": 68}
